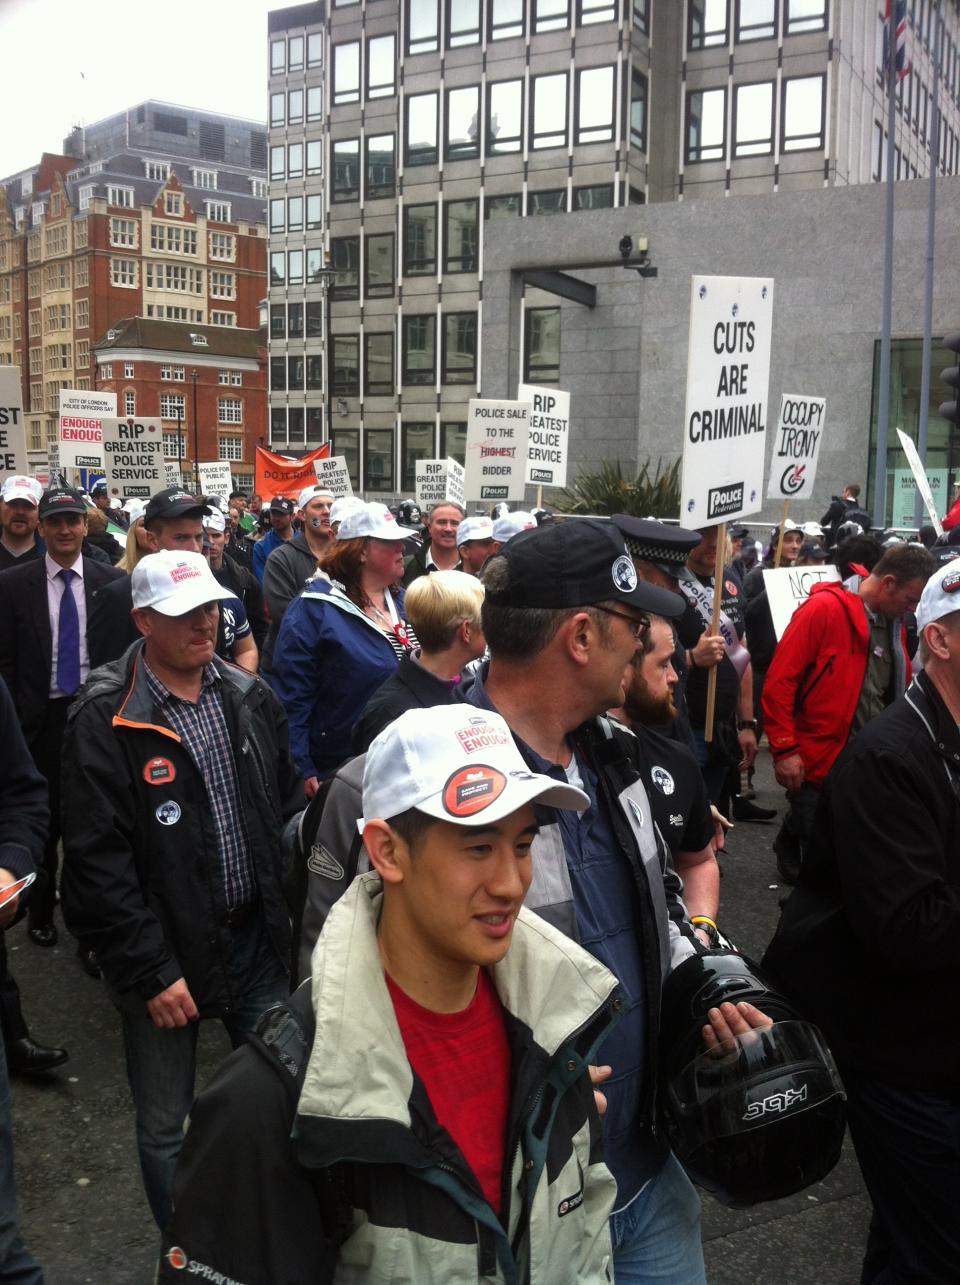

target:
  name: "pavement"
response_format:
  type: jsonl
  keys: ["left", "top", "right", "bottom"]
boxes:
{"left": 7, "top": 750, "right": 872, "bottom": 1284}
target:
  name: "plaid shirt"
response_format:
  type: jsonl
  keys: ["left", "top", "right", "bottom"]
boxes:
{"left": 143, "top": 659, "right": 256, "bottom": 910}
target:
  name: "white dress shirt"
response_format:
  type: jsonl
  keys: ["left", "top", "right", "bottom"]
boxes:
{"left": 45, "top": 552, "right": 88, "bottom": 697}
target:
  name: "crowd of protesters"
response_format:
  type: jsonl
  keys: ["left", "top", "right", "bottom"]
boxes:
{"left": 0, "top": 468, "right": 956, "bottom": 1285}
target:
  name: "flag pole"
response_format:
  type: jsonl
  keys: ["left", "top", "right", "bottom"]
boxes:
{"left": 915, "top": 1, "right": 941, "bottom": 531}
{"left": 773, "top": 500, "right": 790, "bottom": 568}
{"left": 704, "top": 521, "right": 727, "bottom": 744}
{"left": 874, "top": 2, "right": 901, "bottom": 531}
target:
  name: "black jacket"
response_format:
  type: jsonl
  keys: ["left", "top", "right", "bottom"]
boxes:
{"left": 60, "top": 643, "right": 303, "bottom": 1015}
{"left": 261, "top": 532, "right": 319, "bottom": 673}
{"left": 215, "top": 553, "right": 268, "bottom": 652}
{"left": 351, "top": 652, "right": 459, "bottom": 752}
{"left": 0, "top": 675, "right": 49, "bottom": 882}
{"left": 0, "top": 555, "right": 124, "bottom": 745}
{"left": 763, "top": 669, "right": 960, "bottom": 1092}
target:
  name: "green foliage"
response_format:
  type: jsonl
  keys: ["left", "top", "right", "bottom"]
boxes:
{"left": 553, "top": 458, "right": 682, "bottom": 518}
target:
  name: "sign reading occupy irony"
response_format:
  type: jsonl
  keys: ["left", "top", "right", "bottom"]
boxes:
{"left": 518, "top": 383, "right": 570, "bottom": 488}
{"left": 58, "top": 389, "right": 117, "bottom": 471}
{"left": 680, "top": 275, "right": 775, "bottom": 527}
{"left": 766, "top": 394, "right": 826, "bottom": 501}
{"left": 415, "top": 458, "right": 466, "bottom": 510}
{"left": 100, "top": 418, "right": 166, "bottom": 499}
{"left": 0, "top": 367, "right": 27, "bottom": 484}
{"left": 464, "top": 399, "right": 531, "bottom": 503}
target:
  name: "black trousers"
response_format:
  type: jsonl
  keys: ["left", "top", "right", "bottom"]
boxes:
{"left": 26, "top": 697, "right": 72, "bottom": 928}
{"left": 0, "top": 933, "right": 27, "bottom": 1046}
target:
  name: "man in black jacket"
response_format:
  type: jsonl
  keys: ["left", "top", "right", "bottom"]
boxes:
{"left": 260, "top": 485, "right": 334, "bottom": 674}
{"left": 61, "top": 551, "right": 303, "bottom": 1230}
{"left": 764, "top": 561, "right": 960, "bottom": 1285}
{"left": 202, "top": 508, "right": 267, "bottom": 653}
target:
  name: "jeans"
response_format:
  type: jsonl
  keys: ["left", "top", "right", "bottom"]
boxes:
{"left": 610, "top": 1153, "right": 705, "bottom": 1285}
{"left": 119, "top": 910, "right": 288, "bottom": 1230}
{"left": 690, "top": 727, "right": 730, "bottom": 805}
{"left": 0, "top": 1036, "right": 44, "bottom": 1284}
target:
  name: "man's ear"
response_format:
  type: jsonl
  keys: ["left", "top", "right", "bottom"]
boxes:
{"left": 363, "top": 820, "right": 408, "bottom": 885}
{"left": 561, "top": 610, "right": 595, "bottom": 668}
{"left": 142, "top": 525, "right": 160, "bottom": 553}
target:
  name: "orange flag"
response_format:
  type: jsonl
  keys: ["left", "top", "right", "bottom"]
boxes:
{"left": 254, "top": 444, "right": 331, "bottom": 502}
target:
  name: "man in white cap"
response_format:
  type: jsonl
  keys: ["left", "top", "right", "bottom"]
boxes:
{"left": 60, "top": 551, "right": 302, "bottom": 1230}
{"left": 260, "top": 485, "right": 336, "bottom": 676}
{"left": 764, "top": 560, "right": 960, "bottom": 1285}
{"left": 329, "top": 494, "right": 364, "bottom": 536}
{"left": 0, "top": 476, "right": 43, "bottom": 571}
{"left": 456, "top": 514, "right": 497, "bottom": 576}
{"left": 491, "top": 509, "right": 537, "bottom": 551}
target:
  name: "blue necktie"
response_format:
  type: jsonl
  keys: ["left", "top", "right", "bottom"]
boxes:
{"left": 57, "top": 568, "right": 81, "bottom": 696}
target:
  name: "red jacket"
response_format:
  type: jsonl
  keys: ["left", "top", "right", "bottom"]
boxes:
{"left": 942, "top": 495, "right": 960, "bottom": 530}
{"left": 762, "top": 579, "right": 910, "bottom": 786}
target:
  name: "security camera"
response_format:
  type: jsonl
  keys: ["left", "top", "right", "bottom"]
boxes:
{"left": 619, "top": 235, "right": 633, "bottom": 261}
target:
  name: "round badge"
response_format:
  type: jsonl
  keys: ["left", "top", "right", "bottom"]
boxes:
{"left": 143, "top": 756, "right": 176, "bottom": 786}
{"left": 725, "top": 579, "right": 739, "bottom": 597}
{"left": 651, "top": 766, "right": 676, "bottom": 796}
{"left": 166, "top": 1247, "right": 187, "bottom": 1271}
{"left": 612, "top": 555, "right": 638, "bottom": 593}
{"left": 442, "top": 765, "right": 507, "bottom": 818}
{"left": 155, "top": 800, "right": 182, "bottom": 827}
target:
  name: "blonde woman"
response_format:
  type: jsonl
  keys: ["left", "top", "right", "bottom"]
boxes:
{"left": 117, "top": 516, "right": 151, "bottom": 574}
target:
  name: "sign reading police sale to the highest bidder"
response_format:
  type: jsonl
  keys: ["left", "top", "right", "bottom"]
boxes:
{"left": 680, "top": 275, "right": 774, "bottom": 527}
{"left": 464, "top": 399, "right": 531, "bottom": 503}
{"left": 100, "top": 417, "right": 166, "bottom": 499}
{"left": 766, "top": 394, "right": 826, "bottom": 502}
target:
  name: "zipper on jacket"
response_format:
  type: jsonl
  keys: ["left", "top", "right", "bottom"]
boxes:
{"left": 241, "top": 734, "right": 275, "bottom": 810}
{"left": 797, "top": 655, "right": 834, "bottom": 709}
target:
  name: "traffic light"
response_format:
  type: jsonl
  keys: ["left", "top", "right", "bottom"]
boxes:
{"left": 940, "top": 332, "right": 960, "bottom": 428}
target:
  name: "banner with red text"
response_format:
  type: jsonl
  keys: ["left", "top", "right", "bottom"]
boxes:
{"left": 255, "top": 444, "right": 330, "bottom": 502}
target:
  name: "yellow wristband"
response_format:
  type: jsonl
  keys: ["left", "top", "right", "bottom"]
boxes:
{"left": 690, "top": 916, "right": 718, "bottom": 931}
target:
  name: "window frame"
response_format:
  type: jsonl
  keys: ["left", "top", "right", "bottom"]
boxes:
{"left": 685, "top": 86, "right": 728, "bottom": 163}
{"left": 403, "top": 202, "right": 438, "bottom": 275}
{"left": 365, "top": 133, "right": 396, "bottom": 199}
{"left": 333, "top": 40, "right": 362, "bottom": 105}
{"left": 780, "top": 73, "right": 826, "bottom": 152}
{"left": 365, "top": 231, "right": 396, "bottom": 298}
{"left": 332, "top": 138, "right": 361, "bottom": 202}
{"left": 688, "top": 0, "right": 730, "bottom": 50}
{"left": 402, "top": 313, "right": 437, "bottom": 385}
{"left": 405, "top": 91, "right": 439, "bottom": 166}
{"left": 732, "top": 78, "right": 776, "bottom": 156}
{"left": 784, "top": 0, "right": 827, "bottom": 37}
{"left": 735, "top": 0, "right": 778, "bottom": 42}
{"left": 401, "top": 422, "right": 436, "bottom": 490}
{"left": 575, "top": 65, "right": 615, "bottom": 145}
{"left": 443, "top": 198, "right": 479, "bottom": 272}
{"left": 406, "top": 0, "right": 440, "bottom": 55}
{"left": 364, "top": 330, "right": 396, "bottom": 395}
{"left": 488, "top": 0, "right": 525, "bottom": 41}
{"left": 363, "top": 429, "right": 395, "bottom": 494}
{"left": 531, "top": 72, "right": 569, "bottom": 150}
{"left": 524, "top": 306, "right": 561, "bottom": 383}
{"left": 446, "top": 0, "right": 481, "bottom": 46}
{"left": 366, "top": 33, "right": 397, "bottom": 99}
{"left": 445, "top": 85, "right": 481, "bottom": 160}
{"left": 330, "top": 235, "right": 361, "bottom": 301}
{"left": 486, "top": 79, "right": 524, "bottom": 154}
{"left": 332, "top": 334, "right": 361, "bottom": 397}
{"left": 441, "top": 310, "right": 478, "bottom": 384}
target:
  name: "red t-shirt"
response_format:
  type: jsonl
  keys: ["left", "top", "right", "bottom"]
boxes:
{"left": 386, "top": 969, "right": 512, "bottom": 1215}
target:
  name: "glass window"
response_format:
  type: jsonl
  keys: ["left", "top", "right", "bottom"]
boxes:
{"left": 306, "top": 355, "right": 323, "bottom": 390}
{"left": 686, "top": 87, "right": 727, "bottom": 162}
{"left": 442, "top": 312, "right": 477, "bottom": 383}
{"left": 307, "top": 86, "right": 323, "bottom": 123}
{"left": 334, "top": 42, "right": 361, "bottom": 105}
{"left": 270, "top": 198, "right": 285, "bottom": 232}
{"left": 288, "top": 408, "right": 305, "bottom": 445}
{"left": 270, "top": 92, "right": 285, "bottom": 127}
{"left": 288, "top": 143, "right": 303, "bottom": 178}
{"left": 288, "top": 250, "right": 303, "bottom": 284}
{"left": 576, "top": 66, "right": 614, "bottom": 144}
{"left": 406, "top": 92, "right": 439, "bottom": 165}
{"left": 270, "top": 251, "right": 286, "bottom": 285}
{"left": 781, "top": 74, "right": 825, "bottom": 150}
{"left": 630, "top": 69, "right": 648, "bottom": 151}
{"left": 535, "top": 0, "right": 569, "bottom": 32}
{"left": 408, "top": 0, "right": 439, "bottom": 54}
{"left": 489, "top": 0, "right": 524, "bottom": 39}
{"left": 487, "top": 80, "right": 523, "bottom": 154}
{"left": 308, "top": 31, "right": 323, "bottom": 66}
{"left": 404, "top": 204, "right": 437, "bottom": 275}
{"left": 365, "top": 232, "right": 395, "bottom": 297}
{"left": 288, "top": 36, "right": 304, "bottom": 69}
{"left": 307, "top": 249, "right": 326, "bottom": 284}
{"left": 333, "top": 335, "right": 360, "bottom": 396}
{"left": 331, "top": 237, "right": 360, "bottom": 300}
{"left": 446, "top": 86, "right": 481, "bottom": 159}
{"left": 403, "top": 314, "right": 436, "bottom": 384}
{"left": 288, "top": 196, "right": 303, "bottom": 230}
{"left": 532, "top": 73, "right": 568, "bottom": 149}
{"left": 271, "top": 40, "right": 285, "bottom": 73}
{"left": 306, "top": 302, "right": 324, "bottom": 338}
{"left": 485, "top": 193, "right": 522, "bottom": 219}
{"left": 364, "top": 430, "right": 394, "bottom": 493}
{"left": 288, "top": 89, "right": 304, "bottom": 123}
{"left": 307, "top": 195, "right": 323, "bottom": 230}
{"left": 333, "top": 139, "right": 360, "bottom": 200}
{"left": 689, "top": 0, "right": 729, "bottom": 49}
{"left": 528, "top": 188, "right": 567, "bottom": 214}
{"left": 525, "top": 307, "right": 561, "bottom": 382}
{"left": 270, "top": 356, "right": 286, "bottom": 391}
{"left": 444, "top": 199, "right": 479, "bottom": 272}
{"left": 270, "top": 145, "right": 285, "bottom": 180}
{"left": 365, "top": 331, "right": 395, "bottom": 394}
{"left": 577, "top": 0, "right": 615, "bottom": 25}
{"left": 307, "top": 408, "right": 325, "bottom": 443}
{"left": 333, "top": 429, "right": 360, "bottom": 489}
{"left": 632, "top": 0, "right": 649, "bottom": 32}
{"left": 736, "top": 0, "right": 776, "bottom": 41}
{"left": 402, "top": 423, "right": 435, "bottom": 490}
{"left": 288, "top": 302, "right": 303, "bottom": 338}
{"left": 734, "top": 80, "right": 774, "bottom": 155}
{"left": 366, "top": 134, "right": 396, "bottom": 198}
{"left": 270, "top": 304, "right": 285, "bottom": 339}
{"left": 448, "top": 0, "right": 481, "bottom": 46}
{"left": 307, "top": 141, "right": 323, "bottom": 175}
{"left": 441, "top": 421, "right": 467, "bottom": 464}
{"left": 573, "top": 183, "right": 614, "bottom": 209}
{"left": 784, "top": 0, "right": 827, "bottom": 35}
{"left": 367, "top": 34, "right": 396, "bottom": 98}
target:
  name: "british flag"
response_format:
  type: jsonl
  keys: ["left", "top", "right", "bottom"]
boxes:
{"left": 884, "top": 0, "right": 911, "bottom": 83}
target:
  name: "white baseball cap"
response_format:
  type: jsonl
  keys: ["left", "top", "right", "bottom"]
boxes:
{"left": 1, "top": 475, "right": 42, "bottom": 505}
{"left": 457, "top": 515, "right": 496, "bottom": 546}
{"left": 915, "top": 563, "right": 960, "bottom": 632}
{"left": 492, "top": 510, "right": 537, "bottom": 544}
{"left": 329, "top": 495, "right": 365, "bottom": 527}
{"left": 122, "top": 498, "right": 145, "bottom": 521}
{"left": 298, "top": 484, "right": 334, "bottom": 511}
{"left": 338, "top": 502, "right": 418, "bottom": 542}
{"left": 202, "top": 508, "right": 226, "bottom": 533}
{"left": 132, "top": 551, "right": 234, "bottom": 616}
{"left": 360, "top": 706, "right": 589, "bottom": 830}
{"left": 801, "top": 521, "right": 824, "bottom": 538}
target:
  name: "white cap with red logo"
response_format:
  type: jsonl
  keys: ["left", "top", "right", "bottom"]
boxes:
{"left": 131, "top": 551, "right": 233, "bottom": 616}
{"left": 1, "top": 476, "right": 42, "bottom": 506}
{"left": 338, "top": 502, "right": 419, "bottom": 542}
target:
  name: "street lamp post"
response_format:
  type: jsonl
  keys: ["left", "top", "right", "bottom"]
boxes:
{"left": 191, "top": 369, "right": 199, "bottom": 494}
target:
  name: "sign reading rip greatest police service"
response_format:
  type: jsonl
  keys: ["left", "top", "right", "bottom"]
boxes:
{"left": 680, "top": 276, "right": 774, "bottom": 527}
{"left": 464, "top": 399, "right": 531, "bottom": 503}
{"left": 415, "top": 458, "right": 466, "bottom": 510}
{"left": 518, "top": 383, "right": 570, "bottom": 488}
{"left": 766, "top": 395, "right": 826, "bottom": 501}
{"left": 313, "top": 454, "right": 354, "bottom": 498}
{"left": 100, "top": 418, "right": 165, "bottom": 499}
{"left": 58, "top": 388, "right": 117, "bottom": 471}
{"left": 0, "top": 367, "right": 27, "bottom": 484}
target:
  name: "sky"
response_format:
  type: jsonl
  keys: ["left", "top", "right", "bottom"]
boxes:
{"left": 0, "top": 0, "right": 280, "bottom": 178}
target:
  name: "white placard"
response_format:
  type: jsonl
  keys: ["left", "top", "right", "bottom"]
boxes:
{"left": 896, "top": 429, "right": 943, "bottom": 537}
{"left": 680, "top": 275, "right": 775, "bottom": 527}
{"left": 312, "top": 454, "right": 354, "bottom": 498}
{"left": 0, "top": 367, "right": 27, "bottom": 484}
{"left": 763, "top": 564, "right": 842, "bottom": 640}
{"left": 518, "top": 383, "right": 570, "bottom": 488}
{"left": 197, "top": 462, "right": 233, "bottom": 503}
{"left": 164, "top": 462, "right": 183, "bottom": 489}
{"left": 100, "top": 418, "right": 166, "bottom": 499}
{"left": 464, "top": 399, "right": 531, "bottom": 503}
{"left": 415, "top": 458, "right": 466, "bottom": 509}
{"left": 766, "top": 394, "right": 826, "bottom": 501}
{"left": 58, "top": 388, "right": 117, "bottom": 471}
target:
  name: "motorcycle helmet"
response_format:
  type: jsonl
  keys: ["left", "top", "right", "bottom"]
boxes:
{"left": 658, "top": 951, "right": 846, "bottom": 1208}
{"left": 397, "top": 499, "right": 423, "bottom": 528}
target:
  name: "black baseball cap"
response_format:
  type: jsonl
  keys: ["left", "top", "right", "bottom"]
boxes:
{"left": 270, "top": 496, "right": 295, "bottom": 515}
{"left": 485, "top": 519, "right": 683, "bottom": 617}
{"left": 144, "top": 488, "right": 210, "bottom": 524}
{"left": 799, "top": 542, "right": 829, "bottom": 562}
{"left": 38, "top": 486, "right": 87, "bottom": 519}
{"left": 611, "top": 515, "right": 700, "bottom": 568}
{"left": 91, "top": 480, "right": 109, "bottom": 496}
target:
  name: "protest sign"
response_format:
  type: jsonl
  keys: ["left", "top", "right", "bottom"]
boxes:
{"left": 0, "top": 367, "right": 27, "bottom": 484}
{"left": 415, "top": 459, "right": 465, "bottom": 509}
{"left": 896, "top": 429, "right": 943, "bottom": 537}
{"left": 463, "top": 400, "right": 530, "bottom": 503}
{"left": 518, "top": 383, "right": 570, "bottom": 488}
{"left": 100, "top": 418, "right": 165, "bottom": 499}
{"left": 766, "top": 395, "right": 826, "bottom": 501}
{"left": 164, "top": 462, "right": 182, "bottom": 489}
{"left": 58, "top": 388, "right": 117, "bottom": 471}
{"left": 197, "top": 462, "right": 233, "bottom": 504}
{"left": 255, "top": 445, "right": 330, "bottom": 502}
{"left": 762, "top": 564, "right": 842, "bottom": 640}
{"left": 313, "top": 455, "right": 354, "bottom": 498}
{"left": 680, "top": 275, "right": 774, "bottom": 527}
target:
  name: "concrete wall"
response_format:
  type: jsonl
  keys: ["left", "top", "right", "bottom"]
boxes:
{"left": 480, "top": 174, "right": 960, "bottom": 523}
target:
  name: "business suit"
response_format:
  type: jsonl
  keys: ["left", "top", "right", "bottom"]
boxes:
{"left": 0, "top": 556, "right": 123, "bottom": 926}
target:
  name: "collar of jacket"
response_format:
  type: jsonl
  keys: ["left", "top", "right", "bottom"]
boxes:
{"left": 295, "top": 870, "right": 621, "bottom": 1161}
{"left": 905, "top": 668, "right": 960, "bottom": 770}
{"left": 300, "top": 576, "right": 403, "bottom": 640}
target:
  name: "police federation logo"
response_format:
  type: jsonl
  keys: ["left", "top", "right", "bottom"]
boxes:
{"left": 155, "top": 800, "right": 181, "bottom": 826}
{"left": 651, "top": 766, "right": 675, "bottom": 796}
{"left": 612, "top": 555, "right": 638, "bottom": 593}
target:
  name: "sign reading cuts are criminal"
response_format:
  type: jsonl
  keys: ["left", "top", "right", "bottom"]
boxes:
{"left": 766, "top": 394, "right": 826, "bottom": 502}
{"left": 518, "top": 383, "right": 570, "bottom": 488}
{"left": 680, "top": 275, "right": 774, "bottom": 527}
{"left": 100, "top": 417, "right": 165, "bottom": 499}
{"left": 0, "top": 367, "right": 27, "bottom": 483}
{"left": 464, "top": 399, "right": 531, "bottom": 502}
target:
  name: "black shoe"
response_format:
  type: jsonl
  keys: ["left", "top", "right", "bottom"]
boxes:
{"left": 6, "top": 1036, "right": 69, "bottom": 1077}
{"left": 731, "top": 796, "right": 777, "bottom": 822}
{"left": 773, "top": 831, "right": 801, "bottom": 884}
{"left": 27, "top": 922, "right": 58, "bottom": 947}
{"left": 76, "top": 946, "right": 101, "bottom": 979}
